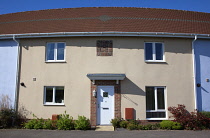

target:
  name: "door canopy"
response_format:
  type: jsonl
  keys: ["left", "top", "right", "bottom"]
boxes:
{"left": 87, "top": 73, "right": 126, "bottom": 84}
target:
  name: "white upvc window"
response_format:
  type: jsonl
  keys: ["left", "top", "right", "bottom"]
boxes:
{"left": 146, "top": 86, "right": 167, "bottom": 120}
{"left": 144, "top": 42, "right": 165, "bottom": 62}
{"left": 46, "top": 42, "right": 65, "bottom": 62}
{"left": 44, "top": 86, "right": 64, "bottom": 105}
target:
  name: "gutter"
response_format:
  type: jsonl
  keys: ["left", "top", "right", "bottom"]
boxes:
{"left": 13, "top": 35, "right": 20, "bottom": 112}
{"left": 0, "top": 32, "right": 210, "bottom": 39}
{"left": 192, "top": 35, "right": 198, "bottom": 110}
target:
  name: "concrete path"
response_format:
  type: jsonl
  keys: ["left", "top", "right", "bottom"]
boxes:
{"left": 0, "top": 129, "right": 210, "bottom": 138}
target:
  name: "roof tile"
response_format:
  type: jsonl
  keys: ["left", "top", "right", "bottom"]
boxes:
{"left": 0, "top": 7, "right": 210, "bottom": 35}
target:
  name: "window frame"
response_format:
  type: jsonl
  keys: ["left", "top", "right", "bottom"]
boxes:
{"left": 45, "top": 42, "right": 66, "bottom": 62}
{"left": 144, "top": 42, "right": 165, "bottom": 62}
{"left": 44, "top": 86, "right": 65, "bottom": 106}
{"left": 146, "top": 86, "right": 167, "bottom": 120}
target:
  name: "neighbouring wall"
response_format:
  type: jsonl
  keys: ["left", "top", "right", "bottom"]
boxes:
{"left": 194, "top": 40, "right": 210, "bottom": 111}
{"left": 0, "top": 39, "right": 18, "bottom": 108}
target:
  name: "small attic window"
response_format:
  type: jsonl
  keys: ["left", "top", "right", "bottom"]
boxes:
{"left": 96, "top": 40, "right": 113, "bottom": 56}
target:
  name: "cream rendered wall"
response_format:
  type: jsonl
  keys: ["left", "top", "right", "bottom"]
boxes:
{"left": 18, "top": 37, "right": 194, "bottom": 120}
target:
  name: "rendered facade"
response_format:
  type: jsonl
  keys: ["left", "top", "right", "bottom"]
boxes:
{"left": 0, "top": 7, "right": 210, "bottom": 126}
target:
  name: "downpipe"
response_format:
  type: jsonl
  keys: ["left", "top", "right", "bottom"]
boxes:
{"left": 192, "top": 35, "right": 197, "bottom": 110}
{"left": 13, "top": 35, "right": 20, "bottom": 112}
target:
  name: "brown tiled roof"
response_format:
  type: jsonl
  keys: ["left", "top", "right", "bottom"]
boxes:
{"left": 1, "top": 7, "right": 210, "bottom": 35}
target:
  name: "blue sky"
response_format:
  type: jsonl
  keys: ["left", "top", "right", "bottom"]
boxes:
{"left": 0, "top": 0, "right": 210, "bottom": 15}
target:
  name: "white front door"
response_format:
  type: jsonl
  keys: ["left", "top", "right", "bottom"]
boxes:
{"left": 97, "top": 86, "right": 114, "bottom": 125}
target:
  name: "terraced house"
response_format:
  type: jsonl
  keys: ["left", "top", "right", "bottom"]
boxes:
{"left": 0, "top": 7, "right": 210, "bottom": 126}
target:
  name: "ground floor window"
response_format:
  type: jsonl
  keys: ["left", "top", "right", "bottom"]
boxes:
{"left": 44, "top": 86, "right": 64, "bottom": 105}
{"left": 146, "top": 86, "right": 166, "bottom": 119}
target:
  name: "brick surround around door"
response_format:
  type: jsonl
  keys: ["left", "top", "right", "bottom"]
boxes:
{"left": 90, "top": 80, "right": 121, "bottom": 126}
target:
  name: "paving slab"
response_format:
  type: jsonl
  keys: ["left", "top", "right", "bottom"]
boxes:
{"left": 95, "top": 126, "right": 114, "bottom": 131}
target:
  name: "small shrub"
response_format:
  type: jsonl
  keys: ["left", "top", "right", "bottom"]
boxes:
{"left": 111, "top": 118, "right": 121, "bottom": 128}
{"left": 0, "top": 94, "right": 27, "bottom": 129}
{"left": 144, "top": 124, "right": 153, "bottom": 130}
{"left": 138, "top": 123, "right": 160, "bottom": 130}
{"left": 137, "top": 124, "right": 144, "bottom": 130}
{"left": 126, "top": 120, "right": 139, "bottom": 130}
{"left": 0, "top": 108, "right": 15, "bottom": 128}
{"left": 200, "top": 111, "right": 210, "bottom": 118}
{"left": 128, "top": 120, "right": 139, "bottom": 126}
{"left": 160, "top": 120, "right": 182, "bottom": 130}
{"left": 43, "top": 119, "right": 54, "bottom": 130}
{"left": 120, "top": 120, "right": 128, "bottom": 128}
{"left": 74, "top": 116, "right": 91, "bottom": 130}
{"left": 24, "top": 119, "right": 37, "bottom": 129}
{"left": 146, "top": 123, "right": 160, "bottom": 130}
{"left": 33, "top": 118, "right": 44, "bottom": 129}
{"left": 172, "top": 122, "right": 183, "bottom": 130}
{"left": 168, "top": 104, "right": 210, "bottom": 130}
{"left": 24, "top": 116, "right": 46, "bottom": 129}
{"left": 153, "top": 123, "right": 160, "bottom": 129}
{"left": 127, "top": 123, "right": 138, "bottom": 130}
{"left": 160, "top": 120, "right": 174, "bottom": 130}
{"left": 0, "top": 108, "right": 26, "bottom": 128}
{"left": 56, "top": 111, "right": 74, "bottom": 130}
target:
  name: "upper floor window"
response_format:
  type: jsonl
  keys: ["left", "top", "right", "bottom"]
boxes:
{"left": 145, "top": 42, "right": 164, "bottom": 62}
{"left": 46, "top": 42, "right": 65, "bottom": 62}
{"left": 97, "top": 40, "right": 113, "bottom": 56}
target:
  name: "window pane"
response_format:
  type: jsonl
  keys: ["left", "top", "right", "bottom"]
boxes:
{"left": 145, "top": 43, "right": 153, "bottom": 60}
{"left": 155, "top": 43, "right": 163, "bottom": 60}
{"left": 146, "top": 87, "right": 155, "bottom": 110}
{"left": 146, "top": 112, "right": 166, "bottom": 118}
{"left": 55, "top": 87, "right": 64, "bottom": 103}
{"left": 46, "top": 87, "right": 53, "bottom": 102}
{"left": 47, "top": 43, "right": 55, "bottom": 60}
{"left": 103, "top": 92, "right": 108, "bottom": 97}
{"left": 157, "top": 88, "right": 165, "bottom": 109}
{"left": 57, "top": 43, "right": 65, "bottom": 60}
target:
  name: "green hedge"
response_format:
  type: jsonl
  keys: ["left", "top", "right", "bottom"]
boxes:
{"left": 160, "top": 120, "right": 183, "bottom": 130}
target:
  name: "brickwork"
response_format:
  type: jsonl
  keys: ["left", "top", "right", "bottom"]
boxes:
{"left": 90, "top": 80, "right": 121, "bottom": 126}
{"left": 96, "top": 40, "right": 113, "bottom": 56}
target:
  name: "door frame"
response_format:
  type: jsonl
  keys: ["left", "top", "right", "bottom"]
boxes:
{"left": 90, "top": 80, "right": 121, "bottom": 126}
{"left": 97, "top": 86, "right": 114, "bottom": 125}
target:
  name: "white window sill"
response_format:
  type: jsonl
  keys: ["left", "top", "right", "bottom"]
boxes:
{"left": 45, "top": 61, "right": 66, "bottom": 63}
{"left": 146, "top": 110, "right": 166, "bottom": 112}
{"left": 145, "top": 60, "right": 166, "bottom": 63}
{"left": 44, "top": 103, "right": 65, "bottom": 106}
